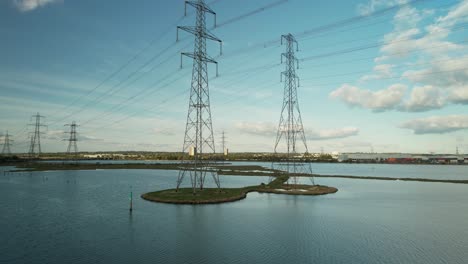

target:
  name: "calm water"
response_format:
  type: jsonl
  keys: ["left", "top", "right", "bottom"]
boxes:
{"left": 41, "top": 160, "right": 468, "bottom": 180}
{"left": 1, "top": 164, "right": 468, "bottom": 264}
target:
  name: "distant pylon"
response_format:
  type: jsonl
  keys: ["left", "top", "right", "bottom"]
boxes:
{"left": 28, "top": 113, "right": 46, "bottom": 158}
{"left": 64, "top": 121, "right": 79, "bottom": 160}
{"left": 1, "top": 131, "right": 13, "bottom": 156}
{"left": 273, "top": 34, "right": 314, "bottom": 186}
{"left": 221, "top": 131, "right": 227, "bottom": 156}
{"left": 176, "top": 0, "right": 223, "bottom": 194}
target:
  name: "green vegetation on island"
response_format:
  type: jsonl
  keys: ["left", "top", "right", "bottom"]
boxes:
{"left": 141, "top": 175, "right": 338, "bottom": 204}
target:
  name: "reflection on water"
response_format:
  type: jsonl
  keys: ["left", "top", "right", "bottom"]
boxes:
{"left": 0, "top": 167, "right": 467, "bottom": 264}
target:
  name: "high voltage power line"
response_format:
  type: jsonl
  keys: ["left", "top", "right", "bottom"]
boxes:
{"left": 301, "top": 58, "right": 468, "bottom": 81}
{"left": 81, "top": 68, "right": 190, "bottom": 126}
{"left": 222, "top": 0, "right": 437, "bottom": 58}
{"left": 79, "top": 45, "right": 193, "bottom": 126}
{"left": 303, "top": 66, "right": 468, "bottom": 87}
{"left": 45, "top": 0, "right": 294, "bottom": 129}
{"left": 78, "top": 43, "right": 466, "bottom": 135}
{"left": 49, "top": 39, "right": 192, "bottom": 126}
{"left": 301, "top": 36, "right": 468, "bottom": 63}
{"left": 4, "top": 0, "right": 464, "bottom": 153}
{"left": 50, "top": 16, "right": 188, "bottom": 117}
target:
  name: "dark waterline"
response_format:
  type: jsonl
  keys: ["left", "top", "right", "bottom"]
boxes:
{"left": 38, "top": 160, "right": 468, "bottom": 180}
{"left": 1, "top": 166, "right": 467, "bottom": 264}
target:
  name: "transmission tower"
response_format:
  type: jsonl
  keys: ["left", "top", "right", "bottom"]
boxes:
{"left": 273, "top": 34, "right": 314, "bottom": 186}
{"left": 28, "top": 113, "right": 46, "bottom": 158}
{"left": 64, "top": 121, "right": 79, "bottom": 160}
{"left": 175, "top": 0, "right": 223, "bottom": 194}
{"left": 221, "top": 131, "right": 228, "bottom": 155}
{"left": 1, "top": 131, "right": 13, "bottom": 156}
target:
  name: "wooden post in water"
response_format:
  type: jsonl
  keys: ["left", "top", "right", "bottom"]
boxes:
{"left": 129, "top": 186, "right": 133, "bottom": 212}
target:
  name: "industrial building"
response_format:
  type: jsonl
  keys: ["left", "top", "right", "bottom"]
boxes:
{"left": 337, "top": 153, "right": 468, "bottom": 164}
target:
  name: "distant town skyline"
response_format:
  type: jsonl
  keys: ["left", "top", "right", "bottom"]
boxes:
{"left": 1, "top": 0, "right": 467, "bottom": 154}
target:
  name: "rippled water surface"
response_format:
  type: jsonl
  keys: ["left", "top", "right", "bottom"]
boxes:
{"left": 1, "top": 165, "right": 467, "bottom": 264}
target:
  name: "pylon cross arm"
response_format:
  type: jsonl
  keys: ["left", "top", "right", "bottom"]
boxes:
{"left": 182, "top": 52, "right": 217, "bottom": 64}
{"left": 186, "top": 1, "right": 216, "bottom": 15}
{"left": 178, "top": 26, "right": 221, "bottom": 43}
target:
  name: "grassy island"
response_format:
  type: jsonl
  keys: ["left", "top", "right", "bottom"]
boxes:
{"left": 141, "top": 175, "right": 338, "bottom": 205}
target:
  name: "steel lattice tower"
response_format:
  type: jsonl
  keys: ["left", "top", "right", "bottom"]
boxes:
{"left": 28, "top": 113, "right": 46, "bottom": 158}
{"left": 175, "top": 0, "right": 222, "bottom": 194}
{"left": 221, "top": 131, "right": 227, "bottom": 156}
{"left": 273, "top": 34, "right": 314, "bottom": 186}
{"left": 1, "top": 131, "right": 13, "bottom": 156}
{"left": 65, "top": 121, "right": 79, "bottom": 160}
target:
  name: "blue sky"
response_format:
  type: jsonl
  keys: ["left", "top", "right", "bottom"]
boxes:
{"left": 0, "top": 0, "right": 467, "bottom": 154}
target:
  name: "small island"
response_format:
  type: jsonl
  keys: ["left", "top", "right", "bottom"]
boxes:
{"left": 141, "top": 175, "right": 338, "bottom": 205}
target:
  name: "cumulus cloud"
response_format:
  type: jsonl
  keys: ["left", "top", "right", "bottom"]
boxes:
{"left": 44, "top": 130, "right": 64, "bottom": 140}
{"left": 13, "top": 0, "right": 61, "bottom": 12}
{"left": 236, "top": 122, "right": 277, "bottom": 137}
{"left": 357, "top": 0, "right": 408, "bottom": 16}
{"left": 402, "top": 56, "right": 468, "bottom": 87}
{"left": 449, "top": 86, "right": 468, "bottom": 104}
{"left": 360, "top": 64, "right": 395, "bottom": 81}
{"left": 401, "top": 115, "right": 468, "bottom": 134}
{"left": 330, "top": 84, "right": 406, "bottom": 112}
{"left": 401, "top": 55, "right": 468, "bottom": 106}
{"left": 436, "top": 0, "right": 468, "bottom": 28}
{"left": 403, "top": 85, "right": 445, "bottom": 112}
{"left": 344, "top": 0, "right": 468, "bottom": 113}
{"left": 236, "top": 121, "right": 359, "bottom": 140}
{"left": 308, "top": 127, "right": 359, "bottom": 140}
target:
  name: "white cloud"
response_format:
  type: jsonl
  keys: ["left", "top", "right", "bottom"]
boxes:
{"left": 13, "top": 0, "right": 61, "bottom": 12}
{"left": 374, "top": 55, "right": 389, "bottom": 63}
{"left": 381, "top": 1, "right": 468, "bottom": 61}
{"left": 344, "top": 0, "right": 468, "bottom": 114}
{"left": 235, "top": 121, "right": 277, "bottom": 137}
{"left": 403, "top": 85, "right": 445, "bottom": 112}
{"left": 449, "top": 86, "right": 468, "bottom": 104}
{"left": 236, "top": 121, "right": 359, "bottom": 140}
{"left": 308, "top": 127, "right": 359, "bottom": 140}
{"left": 402, "top": 56, "right": 468, "bottom": 87}
{"left": 392, "top": 6, "right": 423, "bottom": 31}
{"left": 360, "top": 64, "right": 395, "bottom": 81}
{"left": 330, "top": 83, "right": 407, "bottom": 112}
{"left": 437, "top": 0, "right": 468, "bottom": 28}
{"left": 401, "top": 55, "right": 468, "bottom": 106}
{"left": 44, "top": 130, "right": 65, "bottom": 140}
{"left": 357, "top": 0, "right": 408, "bottom": 16}
{"left": 374, "top": 64, "right": 394, "bottom": 77}
{"left": 401, "top": 115, "right": 468, "bottom": 134}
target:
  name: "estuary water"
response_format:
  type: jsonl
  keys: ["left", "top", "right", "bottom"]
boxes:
{"left": 1, "top": 164, "right": 467, "bottom": 264}
{"left": 41, "top": 160, "right": 468, "bottom": 180}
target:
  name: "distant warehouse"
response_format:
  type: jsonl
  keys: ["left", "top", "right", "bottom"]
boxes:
{"left": 338, "top": 153, "right": 467, "bottom": 164}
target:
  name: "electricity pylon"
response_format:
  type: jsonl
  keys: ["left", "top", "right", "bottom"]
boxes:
{"left": 175, "top": 0, "right": 222, "bottom": 194}
{"left": 273, "top": 34, "right": 314, "bottom": 186}
{"left": 64, "top": 122, "right": 79, "bottom": 160}
{"left": 28, "top": 113, "right": 46, "bottom": 158}
{"left": 1, "top": 131, "right": 13, "bottom": 156}
{"left": 221, "top": 131, "right": 227, "bottom": 156}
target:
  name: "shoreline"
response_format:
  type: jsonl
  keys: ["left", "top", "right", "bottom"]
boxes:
{"left": 2, "top": 162, "right": 467, "bottom": 185}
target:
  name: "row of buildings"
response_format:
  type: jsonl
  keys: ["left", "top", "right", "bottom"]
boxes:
{"left": 336, "top": 153, "right": 468, "bottom": 164}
